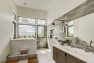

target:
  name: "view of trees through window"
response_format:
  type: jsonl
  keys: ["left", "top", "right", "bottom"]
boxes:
{"left": 19, "top": 25, "right": 35, "bottom": 38}
{"left": 18, "top": 17, "right": 46, "bottom": 39}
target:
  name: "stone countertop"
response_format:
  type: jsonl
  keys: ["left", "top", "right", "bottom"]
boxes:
{"left": 50, "top": 42, "right": 94, "bottom": 63}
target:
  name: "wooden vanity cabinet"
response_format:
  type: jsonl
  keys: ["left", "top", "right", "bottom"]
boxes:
{"left": 53, "top": 47, "right": 66, "bottom": 63}
{"left": 53, "top": 47, "right": 57, "bottom": 62}
{"left": 66, "top": 53, "right": 85, "bottom": 63}
{"left": 57, "top": 48, "right": 66, "bottom": 63}
{"left": 53, "top": 46, "right": 86, "bottom": 63}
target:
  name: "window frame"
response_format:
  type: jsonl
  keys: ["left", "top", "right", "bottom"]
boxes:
{"left": 13, "top": 21, "right": 16, "bottom": 39}
{"left": 67, "top": 25, "right": 74, "bottom": 37}
{"left": 37, "top": 25, "right": 46, "bottom": 38}
{"left": 37, "top": 19, "right": 46, "bottom": 25}
{"left": 15, "top": 16, "right": 47, "bottom": 39}
{"left": 18, "top": 17, "right": 36, "bottom": 25}
{"left": 66, "top": 21, "right": 74, "bottom": 37}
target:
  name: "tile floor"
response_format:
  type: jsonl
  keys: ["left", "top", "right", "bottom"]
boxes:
{"left": 37, "top": 49, "right": 55, "bottom": 63}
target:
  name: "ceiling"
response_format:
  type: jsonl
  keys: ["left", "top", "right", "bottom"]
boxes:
{"left": 14, "top": 0, "right": 56, "bottom": 11}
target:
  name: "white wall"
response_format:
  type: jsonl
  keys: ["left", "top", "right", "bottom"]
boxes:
{"left": 17, "top": 6, "right": 47, "bottom": 19}
{"left": 10, "top": 39, "right": 37, "bottom": 56}
{"left": 0, "top": 0, "right": 17, "bottom": 62}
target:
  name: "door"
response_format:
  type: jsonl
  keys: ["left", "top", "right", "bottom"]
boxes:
{"left": 37, "top": 26, "right": 48, "bottom": 49}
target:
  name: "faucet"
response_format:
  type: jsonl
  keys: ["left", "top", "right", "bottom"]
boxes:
{"left": 90, "top": 40, "right": 93, "bottom": 47}
{"left": 85, "top": 40, "right": 94, "bottom": 52}
{"left": 82, "top": 41, "right": 87, "bottom": 51}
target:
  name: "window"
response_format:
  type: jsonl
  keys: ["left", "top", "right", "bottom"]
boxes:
{"left": 19, "top": 25, "right": 35, "bottom": 38}
{"left": 16, "top": 17, "right": 46, "bottom": 39}
{"left": 67, "top": 26, "right": 74, "bottom": 37}
{"left": 66, "top": 21, "right": 74, "bottom": 37}
{"left": 13, "top": 22, "right": 16, "bottom": 39}
{"left": 38, "top": 26, "right": 45, "bottom": 38}
{"left": 38, "top": 19, "right": 46, "bottom": 25}
{"left": 19, "top": 17, "right": 35, "bottom": 24}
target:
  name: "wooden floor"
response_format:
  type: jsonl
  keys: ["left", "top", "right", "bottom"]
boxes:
{"left": 6, "top": 57, "right": 38, "bottom": 63}
{"left": 28, "top": 57, "right": 38, "bottom": 63}
{"left": 6, "top": 60, "right": 18, "bottom": 63}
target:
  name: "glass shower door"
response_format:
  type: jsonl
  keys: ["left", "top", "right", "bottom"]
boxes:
{"left": 37, "top": 26, "right": 48, "bottom": 49}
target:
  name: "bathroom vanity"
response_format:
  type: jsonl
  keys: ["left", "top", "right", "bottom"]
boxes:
{"left": 51, "top": 42, "right": 94, "bottom": 63}
{"left": 53, "top": 46, "right": 85, "bottom": 63}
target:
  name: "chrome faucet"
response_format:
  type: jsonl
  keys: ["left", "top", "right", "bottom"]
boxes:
{"left": 90, "top": 40, "right": 93, "bottom": 47}
{"left": 85, "top": 40, "right": 94, "bottom": 52}
{"left": 82, "top": 41, "right": 87, "bottom": 51}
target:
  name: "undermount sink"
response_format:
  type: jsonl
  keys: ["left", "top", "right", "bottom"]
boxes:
{"left": 86, "top": 46, "right": 94, "bottom": 52}
{"left": 63, "top": 45, "right": 94, "bottom": 59}
{"left": 63, "top": 46, "right": 88, "bottom": 57}
{"left": 65, "top": 46, "right": 84, "bottom": 53}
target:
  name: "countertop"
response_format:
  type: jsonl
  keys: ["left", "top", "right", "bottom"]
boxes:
{"left": 50, "top": 42, "right": 94, "bottom": 63}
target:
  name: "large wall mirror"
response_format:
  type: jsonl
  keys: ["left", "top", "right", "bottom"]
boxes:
{"left": 57, "top": 0, "right": 94, "bottom": 47}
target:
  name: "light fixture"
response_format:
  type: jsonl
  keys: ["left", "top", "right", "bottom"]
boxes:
{"left": 52, "top": 22, "right": 55, "bottom": 25}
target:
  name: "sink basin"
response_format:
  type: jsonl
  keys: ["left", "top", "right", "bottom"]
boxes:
{"left": 64, "top": 46, "right": 94, "bottom": 58}
{"left": 70, "top": 47, "right": 83, "bottom": 53}
{"left": 64, "top": 46, "right": 87, "bottom": 56}
{"left": 86, "top": 46, "right": 94, "bottom": 52}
